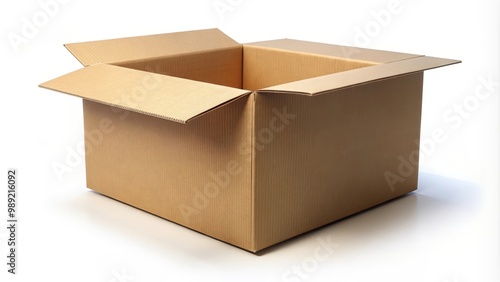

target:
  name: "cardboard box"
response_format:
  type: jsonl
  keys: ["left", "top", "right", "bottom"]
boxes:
{"left": 40, "top": 28, "right": 460, "bottom": 252}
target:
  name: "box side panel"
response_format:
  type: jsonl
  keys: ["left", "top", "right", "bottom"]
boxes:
{"left": 115, "top": 47, "right": 242, "bottom": 89}
{"left": 82, "top": 95, "right": 254, "bottom": 250}
{"left": 243, "top": 45, "right": 375, "bottom": 91}
{"left": 253, "top": 73, "right": 424, "bottom": 250}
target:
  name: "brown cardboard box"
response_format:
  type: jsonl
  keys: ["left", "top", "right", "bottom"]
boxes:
{"left": 40, "top": 28, "right": 460, "bottom": 252}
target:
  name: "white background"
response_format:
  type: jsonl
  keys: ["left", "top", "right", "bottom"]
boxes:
{"left": 1, "top": 0, "right": 499, "bottom": 281}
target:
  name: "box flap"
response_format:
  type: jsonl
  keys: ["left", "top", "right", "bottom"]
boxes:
{"left": 244, "top": 39, "right": 420, "bottom": 64}
{"left": 258, "top": 56, "right": 461, "bottom": 96}
{"left": 65, "top": 28, "right": 241, "bottom": 66}
{"left": 39, "top": 64, "right": 250, "bottom": 123}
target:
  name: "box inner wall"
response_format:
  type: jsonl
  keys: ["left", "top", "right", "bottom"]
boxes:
{"left": 114, "top": 46, "right": 376, "bottom": 92}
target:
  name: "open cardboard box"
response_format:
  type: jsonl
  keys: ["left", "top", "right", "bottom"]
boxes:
{"left": 40, "top": 28, "right": 460, "bottom": 252}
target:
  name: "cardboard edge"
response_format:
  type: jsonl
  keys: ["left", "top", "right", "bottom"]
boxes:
{"left": 39, "top": 64, "right": 252, "bottom": 124}
{"left": 244, "top": 38, "right": 422, "bottom": 64}
{"left": 253, "top": 189, "right": 419, "bottom": 254}
{"left": 184, "top": 93, "right": 252, "bottom": 123}
{"left": 40, "top": 83, "right": 251, "bottom": 125}
{"left": 257, "top": 56, "right": 461, "bottom": 96}
{"left": 88, "top": 190, "right": 261, "bottom": 254}
{"left": 249, "top": 92, "right": 257, "bottom": 252}
{"left": 64, "top": 28, "right": 241, "bottom": 66}
{"left": 312, "top": 56, "right": 462, "bottom": 96}
{"left": 243, "top": 43, "right": 380, "bottom": 67}
{"left": 64, "top": 44, "right": 88, "bottom": 66}
{"left": 39, "top": 82, "right": 189, "bottom": 124}
{"left": 110, "top": 45, "right": 244, "bottom": 69}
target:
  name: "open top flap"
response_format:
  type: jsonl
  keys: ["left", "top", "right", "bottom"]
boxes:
{"left": 244, "top": 39, "right": 420, "bottom": 64}
{"left": 39, "top": 64, "right": 251, "bottom": 124}
{"left": 257, "top": 56, "right": 461, "bottom": 96}
{"left": 65, "top": 28, "right": 241, "bottom": 66}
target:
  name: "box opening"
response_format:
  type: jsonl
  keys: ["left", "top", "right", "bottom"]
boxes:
{"left": 114, "top": 46, "right": 376, "bottom": 92}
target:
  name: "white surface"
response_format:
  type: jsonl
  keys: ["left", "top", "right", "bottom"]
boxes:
{"left": 1, "top": 0, "right": 498, "bottom": 281}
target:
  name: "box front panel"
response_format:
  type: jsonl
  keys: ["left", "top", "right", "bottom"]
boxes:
{"left": 82, "top": 95, "right": 254, "bottom": 249}
{"left": 253, "top": 73, "right": 424, "bottom": 250}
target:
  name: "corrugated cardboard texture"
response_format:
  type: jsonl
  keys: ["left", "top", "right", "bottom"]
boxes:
{"left": 65, "top": 28, "right": 240, "bottom": 66}
{"left": 115, "top": 46, "right": 242, "bottom": 89}
{"left": 245, "top": 39, "right": 420, "bottom": 64}
{"left": 242, "top": 44, "right": 376, "bottom": 91}
{"left": 40, "top": 64, "right": 249, "bottom": 124}
{"left": 259, "top": 56, "right": 460, "bottom": 96}
{"left": 252, "top": 73, "right": 423, "bottom": 250}
{"left": 82, "top": 94, "right": 255, "bottom": 250}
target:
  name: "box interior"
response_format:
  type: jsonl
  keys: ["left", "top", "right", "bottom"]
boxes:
{"left": 114, "top": 46, "right": 377, "bottom": 92}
